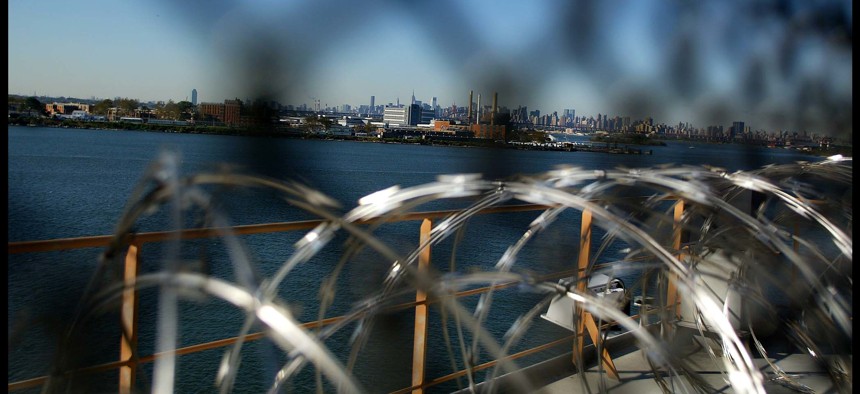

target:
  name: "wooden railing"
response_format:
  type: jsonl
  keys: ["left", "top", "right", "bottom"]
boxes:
{"left": 8, "top": 202, "right": 685, "bottom": 393}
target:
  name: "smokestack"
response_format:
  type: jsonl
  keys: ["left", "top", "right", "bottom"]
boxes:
{"left": 467, "top": 90, "right": 473, "bottom": 125}
{"left": 477, "top": 94, "right": 482, "bottom": 125}
{"left": 491, "top": 92, "right": 498, "bottom": 126}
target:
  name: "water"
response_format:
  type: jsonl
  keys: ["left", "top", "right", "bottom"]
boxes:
{"left": 8, "top": 126, "right": 833, "bottom": 393}
{"left": 9, "top": 129, "right": 819, "bottom": 240}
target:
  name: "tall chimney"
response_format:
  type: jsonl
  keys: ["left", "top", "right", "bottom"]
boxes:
{"left": 467, "top": 90, "right": 473, "bottom": 124}
{"left": 491, "top": 92, "right": 498, "bottom": 125}
{"left": 477, "top": 94, "right": 482, "bottom": 125}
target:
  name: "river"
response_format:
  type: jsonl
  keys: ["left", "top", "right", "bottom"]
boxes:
{"left": 7, "top": 126, "right": 826, "bottom": 393}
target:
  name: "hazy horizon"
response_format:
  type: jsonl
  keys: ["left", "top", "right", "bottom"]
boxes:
{"left": 9, "top": 0, "right": 852, "bottom": 136}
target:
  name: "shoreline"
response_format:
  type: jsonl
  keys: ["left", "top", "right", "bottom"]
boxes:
{"left": 8, "top": 122, "right": 849, "bottom": 157}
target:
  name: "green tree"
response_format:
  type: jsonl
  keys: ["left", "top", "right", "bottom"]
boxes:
{"left": 92, "top": 99, "right": 114, "bottom": 116}
{"left": 24, "top": 97, "right": 45, "bottom": 115}
{"left": 302, "top": 115, "right": 332, "bottom": 130}
{"left": 158, "top": 100, "right": 183, "bottom": 120}
{"left": 177, "top": 101, "right": 195, "bottom": 121}
{"left": 177, "top": 101, "right": 194, "bottom": 113}
{"left": 139, "top": 105, "right": 154, "bottom": 119}
{"left": 117, "top": 98, "right": 140, "bottom": 116}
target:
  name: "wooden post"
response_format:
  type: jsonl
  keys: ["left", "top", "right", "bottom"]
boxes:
{"left": 572, "top": 209, "right": 620, "bottom": 379}
{"left": 573, "top": 209, "right": 592, "bottom": 365}
{"left": 412, "top": 219, "right": 432, "bottom": 393}
{"left": 120, "top": 243, "right": 141, "bottom": 394}
{"left": 667, "top": 200, "right": 684, "bottom": 321}
{"left": 583, "top": 313, "right": 620, "bottom": 379}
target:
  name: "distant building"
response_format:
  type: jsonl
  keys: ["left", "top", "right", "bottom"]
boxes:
{"left": 45, "top": 102, "right": 91, "bottom": 116}
{"left": 383, "top": 105, "right": 406, "bottom": 126}
{"left": 731, "top": 121, "right": 745, "bottom": 139}
{"left": 433, "top": 120, "right": 451, "bottom": 131}
{"left": 199, "top": 102, "right": 224, "bottom": 123}
{"left": 70, "top": 110, "right": 91, "bottom": 119}
{"left": 328, "top": 124, "right": 352, "bottom": 136}
{"left": 471, "top": 123, "right": 506, "bottom": 141}
{"left": 383, "top": 104, "right": 421, "bottom": 127}
{"left": 224, "top": 100, "right": 241, "bottom": 125}
{"left": 337, "top": 116, "right": 366, "bottom": 128}
{"left": 199, "top": 99, "right": 242, "bottom": 125}
{"left": 420, "top": 104, "right": 435, "bottom": 125}
{"left": 191, "top": 89, "right": 197, "bottom": 105}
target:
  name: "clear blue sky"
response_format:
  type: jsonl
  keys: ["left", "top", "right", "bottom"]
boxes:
{"left": 9, "top": 0, "right": 852, "bottom": 137}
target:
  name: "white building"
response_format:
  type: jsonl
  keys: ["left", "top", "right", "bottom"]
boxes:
{"left": 383, "top": 104, "right": 421, "bottom": 127}
{"left": 328, "top": 124, "right": 352, "bottom": 136}
{"left": 70, "top": 110, "right": 90, "bottom": 119}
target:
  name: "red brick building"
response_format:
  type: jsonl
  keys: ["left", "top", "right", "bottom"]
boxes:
{"left": 199, "top": 99, "right": 243, "bottom": 126}
{"left": 45, "top": 102, "right": 91, "bottom": 116}
{"left": 223, "top": 99, "right": 241, "bottom": 125}
{"left": 470, "top": 124, "right": 506, "bottom": 141}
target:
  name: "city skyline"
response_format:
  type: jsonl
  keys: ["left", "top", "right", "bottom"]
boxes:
{"left": 11, "top": 90, "right": 831, "bottom": 143}
{"left": 9, "top": 0, "right": 851, "bottom": 138}
{"left": 2, "top": 89, "right": 743, "bottom": 132}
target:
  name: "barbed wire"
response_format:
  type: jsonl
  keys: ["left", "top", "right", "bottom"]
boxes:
{"left": 44, "top": 152, "right": 852, "bottom": 393}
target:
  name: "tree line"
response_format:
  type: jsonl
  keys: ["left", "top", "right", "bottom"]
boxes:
{"left": 9, "top": 95, "right": 197, "bottom": 120}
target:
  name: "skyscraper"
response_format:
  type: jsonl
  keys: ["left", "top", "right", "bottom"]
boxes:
{"left": 191, "top": 89, "right": 197, "bottom": 105}
{"left": 407, "top": 104, "right": 421, "bottom": 126}
{"left": 731, "top": 121, "right": 745, "bottom": 139}
{"left": 370, "top": 96, "right": 375, "bottom": 114}
{"left": 564, "top": 109, "right": 575, "bottom": 126}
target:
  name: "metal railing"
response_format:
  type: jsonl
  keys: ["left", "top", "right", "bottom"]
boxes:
{"left": 8, "top": 202, "right": 683, "bottom": 393}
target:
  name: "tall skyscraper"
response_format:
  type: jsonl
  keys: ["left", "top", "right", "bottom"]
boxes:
{"left": 191, "top": 89, "right": 197, "bottom": 105}
{"left": 370, "top": 96, "right": 375, "bottom": 114}
{"left": 565, "top": 109, "right": 575, "bottom": 125}
{"left": 407, "top": 103, "right": 421, "bottom": 126}
{"left": 731, "top": 121, "right": 745, "bottom": 139}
